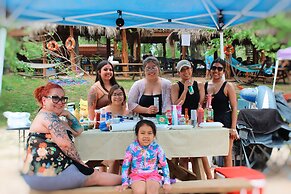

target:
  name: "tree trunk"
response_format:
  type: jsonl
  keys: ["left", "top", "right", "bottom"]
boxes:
{"left": 121, "top": 29, "right": 129, "bottom": 76}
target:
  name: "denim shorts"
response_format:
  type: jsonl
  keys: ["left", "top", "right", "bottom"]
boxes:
{"left": 23, "top": 164, "right": 87, "bottom": 191}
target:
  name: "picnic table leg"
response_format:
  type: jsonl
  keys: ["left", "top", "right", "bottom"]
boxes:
{"left": 192, "top": 157, "right": 206, "bottom": 180}
{"left": 167, "top": 159, "right": 197, "bottom": 181}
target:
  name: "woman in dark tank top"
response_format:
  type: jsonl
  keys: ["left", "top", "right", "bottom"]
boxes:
{"left": 205, "top": 58, "right": 239, "bottom": 167}
{"left": 128, "top": 56, "right": 171, "bottom": 117}
{"left": 171, "top": 60, "right": 212, "bottom": 179}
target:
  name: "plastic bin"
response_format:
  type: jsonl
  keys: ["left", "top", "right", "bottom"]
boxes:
{"left": 215, "top": 166, "right": 265, "bottom": 194}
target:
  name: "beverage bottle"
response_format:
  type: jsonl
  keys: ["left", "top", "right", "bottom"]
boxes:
{"left": 94, "top": 109, "right": 100, "bottom": 129}
{"left": 197, "top": 104, "right": 204, "bottom": 126}
{"left": 171, "top": 105, "right": 178, "bottom": 125}
{"left": 190, "top": 109, "right": 197, "bottom": 127}
{"left": 100, "top": 108, "right": 106, "bottom": 122}
{"left": 154, "top": 97, "right": 159, "bottom": 113}
{"left": 206, "top": 106, "right": 214, "bottom": 122}
{"left": 179, "top": 114, "right": 185, "bottom": 125}
{"left": 165, "top": 110, "right": 172, "bottom": 125}
{"left": 184, "top": 108, "right": 190, "bottom": 125}
{"left": 205, "top": 94, "right": 214, "bottom": 122}
{"left": 188, "top": 85, "right": 194, "bottom": 95}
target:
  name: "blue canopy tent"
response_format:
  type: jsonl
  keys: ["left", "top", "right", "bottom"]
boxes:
{"left": 1, "top": 0, "right": 291, "bottom": 94}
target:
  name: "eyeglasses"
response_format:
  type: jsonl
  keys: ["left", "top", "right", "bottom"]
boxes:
{"left": 112, "top": 93, "right": 124, "bottom": 97}
{"left": 45, "top": 96, "right": 68, "bottom": 104}
{"left": 211, "top": 66, "right": 224, "bottom": 72}
{"left": 145, "top": 66, "right": 158, "bottom": 71}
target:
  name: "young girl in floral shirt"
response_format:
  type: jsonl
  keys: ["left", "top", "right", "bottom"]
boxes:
{"left": 118, "top": 120, "right": 171, "bottom": 194}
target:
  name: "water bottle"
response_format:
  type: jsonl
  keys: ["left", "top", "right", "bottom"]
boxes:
{"left": 190, "top": 109, "right": 197, "bottom": 127}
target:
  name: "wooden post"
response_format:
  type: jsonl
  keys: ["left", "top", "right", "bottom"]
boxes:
{"left": 253, "top": 46, "right": 258, "bottom": 64}
{"left": 133, "top": 38, "right": 137, "bottom": 62}
{"left": 106, "top": 38, "right": 111, "bottom": 59}
{"left": 121, "top": 29, "right": 129, "bottom": 77}
{"left": 182, "top": 46, "right": 187, "bottom": 59}
{"left": 42, "top": 37, "right": 48, "bottom": 77}
{"left": 162, "top": 42, "right": 166, "bottom": 58}
{"left": 136, "top": 31, "right": 141, "bottom": 62}
{"left": 69, "top": 26, "right": 76, "bottom": 72}
{"left": 170, "top": 39, "right": 176, "bottom": 77}
{"left": 113, "top": 39, "right": 118, "bottom": 57}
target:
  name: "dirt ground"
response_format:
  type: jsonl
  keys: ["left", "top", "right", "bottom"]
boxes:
{"left": 0, "top": 128, "right": 290, "bottom": 194}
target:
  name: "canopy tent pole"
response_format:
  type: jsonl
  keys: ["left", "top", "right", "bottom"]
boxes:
{"left": 272, "top": 60, "right": 279, "bottom": 91}
{"left": 219, "top": 31, "right": 224, "bottom": 59}
{"left": 0, "top": 27, "right": 7, "bottom": 96}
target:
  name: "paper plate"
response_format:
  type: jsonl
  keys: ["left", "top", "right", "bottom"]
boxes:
{"left": 156, "top": 124, "right": 170, "bottom": 130}
{"left": 198, "top": 122, "right": 223, "bottom": 128}
{"left": 170, "top": 125, "right": 194, "bottom": 130}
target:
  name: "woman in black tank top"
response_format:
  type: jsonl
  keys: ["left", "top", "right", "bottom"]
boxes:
{"left": 171, "top": 60, "right": 205, "bottom": 113}
{"left": 171, "top": 60, "right": 212, "bottom": 179}
{"left": 206, "top": 58, "right": 239, "bottom": 167}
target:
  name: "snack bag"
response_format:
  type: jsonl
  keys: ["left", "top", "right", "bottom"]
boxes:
{"left": 156, "top": 115, "right": 168, "bottom": 124}
{"left": 79, "top": 98, "right": 88, "bottom": 117}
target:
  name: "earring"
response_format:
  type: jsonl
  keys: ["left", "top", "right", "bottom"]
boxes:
{"left": 43, "top": 105, "right": 46, "bottom": 109}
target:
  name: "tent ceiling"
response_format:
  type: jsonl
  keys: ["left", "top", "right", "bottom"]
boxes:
{"left": 2, "top": 0, "right": 291, "bottom": 29}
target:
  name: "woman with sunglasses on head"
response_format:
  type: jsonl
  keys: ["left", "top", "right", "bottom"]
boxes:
{"left": 204, "top": 58, "right": 239, "bottom": 167}
{"left": 22, "top": 82, "right": 121, "bottom": 191}
{"left": 87, "top": 60, "right": 118, "bottom": 121}
{"left": 128, "top": 56, "right": 171, "bottom": 117}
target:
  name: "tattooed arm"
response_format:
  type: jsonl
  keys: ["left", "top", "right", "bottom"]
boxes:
{"left": 60, "top": 109, "right": 83, "bottom": 136}
{"left": 87, "top": 87, "right": 97, "bottom": 121}
{"left": 43, "top": 112, "right": 85, "bottom": 165}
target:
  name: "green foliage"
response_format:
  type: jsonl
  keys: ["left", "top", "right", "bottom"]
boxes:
{"left": 4, "top": 36, "right": 21, "bottom": 72}
{"left": 19, "top": 37, "right": 43, "bottom": 59}
{"left": 208, "top": 13, "right": 291, "bottom": 58}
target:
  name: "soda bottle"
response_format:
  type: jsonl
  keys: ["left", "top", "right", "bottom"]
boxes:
{"left": 206, "top": 107, "right": 214, "bottom": 122}
{"left": 179, "top": 114, "right": 186, "bottom": 125}
{"left": 166, "top": 110, "right": 172, "bottom": 125}
{"left": 94, "top": 109, "right": 100, "bottom": 129}
{"left": 184, "top": 108, "right": 190, "bottom": 125}
{"left": 197, "top": 104, "right": 204, "bottom": 126}
{"left": 205, "top": 94, "right": 214, "bottom": 122}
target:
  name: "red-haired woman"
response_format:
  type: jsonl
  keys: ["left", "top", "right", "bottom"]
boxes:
{"left": 22, "top": 82, "right": 121, "bottom": 191}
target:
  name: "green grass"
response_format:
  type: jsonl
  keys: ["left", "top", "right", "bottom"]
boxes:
{"left": 0, "top": 73, "right": 290, "bottom": 127}
{"left": 0, "top": 74, "right": 136, "bottom": 127}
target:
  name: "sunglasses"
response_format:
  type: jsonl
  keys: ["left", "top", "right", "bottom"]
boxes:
{"left": 45, "top": 96, "right": 68, "bottom": 104}
{"left": 211, "top": 66, "right": 224, "bottom": 71}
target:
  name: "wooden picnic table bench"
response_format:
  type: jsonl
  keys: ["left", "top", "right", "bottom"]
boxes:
{"left": 29, "top": 178, "right": 253, "bottom": 194}
{"left": 114, "top": 63, "right": 143, "bottom": 80}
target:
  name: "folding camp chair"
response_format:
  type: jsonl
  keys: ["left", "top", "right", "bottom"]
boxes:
{"left": 234, "top": 109, "right": 291, "bottom": 171}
